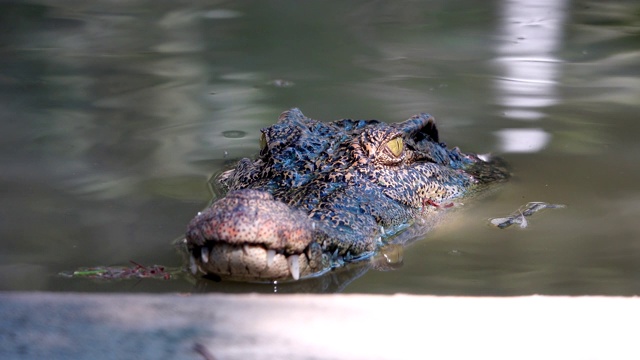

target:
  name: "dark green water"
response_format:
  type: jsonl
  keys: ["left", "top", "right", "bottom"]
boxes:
{"left": 1, "top": 0, "right": 639, "bottom": 294}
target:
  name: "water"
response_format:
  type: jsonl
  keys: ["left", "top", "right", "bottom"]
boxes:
{"left": 1, "top": 0, "right": 639, "bottom": 294}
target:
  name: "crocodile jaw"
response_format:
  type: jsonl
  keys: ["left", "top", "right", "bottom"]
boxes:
{"left": 185, "top": 189, "right": 328, "bottom": 281}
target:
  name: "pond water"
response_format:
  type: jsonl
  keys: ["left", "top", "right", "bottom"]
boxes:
{"left": 1, "top": 0, "right": 639, "bottom": 295}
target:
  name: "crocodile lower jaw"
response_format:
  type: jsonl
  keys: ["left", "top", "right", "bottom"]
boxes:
{"left": 188, "top": 243, "right": 328, "bottom": 282}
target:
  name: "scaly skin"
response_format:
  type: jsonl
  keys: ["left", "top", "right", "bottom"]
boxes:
{"left": 186, "top": 108, "right": 508, "bottom": 281}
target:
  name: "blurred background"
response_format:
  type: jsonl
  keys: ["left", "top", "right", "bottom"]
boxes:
{"left": 1, "top": 0, "right": 639, "bottom": 294}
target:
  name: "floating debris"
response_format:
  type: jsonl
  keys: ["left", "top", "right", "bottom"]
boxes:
{"left": 62, "top": 260, "right": 176, "bottom": 280}
{"left": 490, "top": 202, "right": 566, "bottom": 229}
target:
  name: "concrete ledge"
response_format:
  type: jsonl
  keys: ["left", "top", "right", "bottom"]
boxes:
{"left": 1, "top": 292, "right": 638, "bottom": 359}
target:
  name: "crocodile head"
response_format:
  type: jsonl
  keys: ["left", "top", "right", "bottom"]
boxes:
{"left": 185, "top": 108, "right": 508, "bottom": 282}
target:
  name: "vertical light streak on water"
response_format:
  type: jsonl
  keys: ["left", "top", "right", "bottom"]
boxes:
{"left": 493, "top": 0, "right": 568, "bottom": 153}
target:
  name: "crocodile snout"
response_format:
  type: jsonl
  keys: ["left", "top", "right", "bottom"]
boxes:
{"left": 185, "top": 189, "right": 325, "bottom": 281}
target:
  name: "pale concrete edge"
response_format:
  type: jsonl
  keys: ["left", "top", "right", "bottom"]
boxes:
{"left": 1, "top": 292, "right": 638, "bottom": 360}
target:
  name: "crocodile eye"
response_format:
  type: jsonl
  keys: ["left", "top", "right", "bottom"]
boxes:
{"left": 386, "top": 137, "right": 403, "bottom": 157}
{"left": 260, "top": 133, "right": 268, "bottom": 156}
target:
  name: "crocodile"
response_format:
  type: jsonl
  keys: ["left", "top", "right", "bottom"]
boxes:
{"left": 185, "top": 108, "right": 508, "bottom": 282}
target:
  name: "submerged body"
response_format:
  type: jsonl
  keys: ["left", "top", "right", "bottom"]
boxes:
{"left": 186, "top": 109, "right": 508, "bottom": 281}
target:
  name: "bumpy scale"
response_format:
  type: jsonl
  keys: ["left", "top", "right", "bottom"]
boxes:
{"left": 186, "top": 108, "right": 508, "bottom": 281}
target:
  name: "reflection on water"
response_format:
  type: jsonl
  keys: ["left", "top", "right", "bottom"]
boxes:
{"left": 495, "top": 128, "right": 551, "bottom": 153}
{"left": 1, "top": 0, "right": 640, "bottom": 294}
{"left": 492, "top": 0, "right": 568, "bottom": 154}
{"left": 493, "top": 0, "right": 567, "bottom": 117}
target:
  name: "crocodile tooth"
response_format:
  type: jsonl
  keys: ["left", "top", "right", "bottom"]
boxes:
{"left": 242, "top": 244, "right": 250, "bottom": 254}
{"left": 266, "top": 249, "right": 276, "bottom": 267}
{"left": 189, "top": 254, "right": 198, "bottom": 275}
{"left": 380, "top": 226, "right": 385, "bottom": 235}
{"left": 287, "top": 255, "right": 300, "bottom": 280}
{"left": 201, "top": 247, "right": 209, "bottom": 264}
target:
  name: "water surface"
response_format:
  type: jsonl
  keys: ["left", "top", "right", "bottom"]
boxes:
{"left": 1, "top": 0, "right": 639, "bottom": 294}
